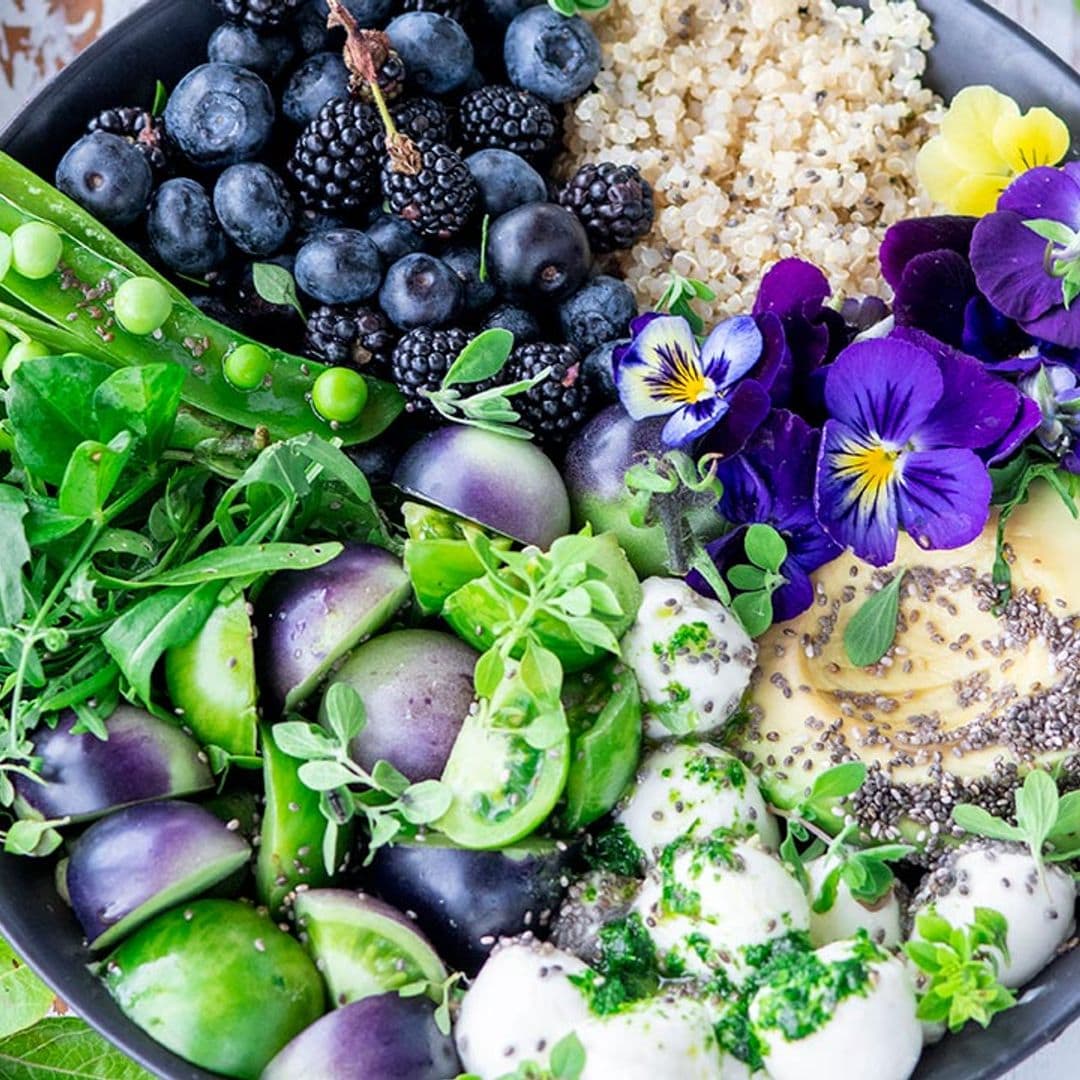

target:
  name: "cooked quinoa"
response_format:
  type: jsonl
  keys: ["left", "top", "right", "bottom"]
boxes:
{"left": 563, "top": 0, "right": 942, "bottom": 320}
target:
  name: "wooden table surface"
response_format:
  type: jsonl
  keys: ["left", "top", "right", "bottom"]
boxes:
{"left": 988, "top": 0, "right": 1080, "bottom": 65}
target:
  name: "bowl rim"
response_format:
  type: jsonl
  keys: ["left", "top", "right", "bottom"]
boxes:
{"left": 2, "top": 2, "right": 1080, "bottom": 1080}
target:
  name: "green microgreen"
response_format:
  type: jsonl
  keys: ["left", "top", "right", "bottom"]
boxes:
{"left": 1024, "top": 218, "right": 1080, "bottom": 309}
{"left": 904, "top": 907, "right": 1016, "bottom": 1032}
{"left": 421, "top": 329, "right": 551, "bottom": 440}
{"left": 251, "top": 262, "right": 307, "bottom": 322}
{"left": 548, "top": 0, "right": 610, "bottom": 17}
{"left": 656, "top": 273, "right": 717, "bottom": 336}
{"left": 774, "top": 761, "right": 869, "bottom": 872}
{"left": 843, "top": 568, "right": 906, "bottom": 667}
{"left": 479, "top": 213, "right": 491, "bottom": 283}
{"left": 724, "top": 523, "right": 788, "bottom": 637}
{"left": 398, "top": 970, "right": 465, "bottom": 1036}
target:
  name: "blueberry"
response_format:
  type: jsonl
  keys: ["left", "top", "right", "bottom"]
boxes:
{"left": 443, "top": 247, "right": 497, "bottom": 316}
{"left": 295, "top": 229, "right": 383, "bottom": 305}
{"left": 581, "top": 339, "right": 622, "bottom": 403}
{"left": 165, "top": 63, "right": 275, "bottom": 168}
{"left": 379, "top": 253, "right": 463, "bottom": 330}
{"left": 366, "top": 211, "right": 424, "bottom": 264}
{"left": 466, "top": 149, "right": 547, "bottom": 217}
{"left": 481, "top": 0, "right": 542, "bottom": 27}
{"left": 386, "top": 12, "right": 474, "bottom": 96}
{"left": 487, "top": 203, "right": 591, "bottom": 304}
{"left": 148, "top": 178, "right": 228, "bottom": 276}
{"left": 504, "top": 7, "right": 601, "bottom": 103}
{"left": 282, "top": 52, "right": 350, "bottom": 127}
{"left": 295, "top": 1, "right": 334, "bottom": 54}
{"left": 208, "top": 24, "right": 295, "bottom": 79}
{"left": 483, "top": 304, "right": 541, "bottom": 343}
{"left": 55, "top": 132, "right": 152, "bottom": 227}
{"left": 558, "top": 275, "right": 636, "bottom": 352}
{"left": 213, "top": 163, "right": 295, "bottom": 257}
{"left": 297, "top": 209, "right": 347, "bottom": 240}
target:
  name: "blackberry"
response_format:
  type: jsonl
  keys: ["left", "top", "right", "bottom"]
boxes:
{"left": 391, "top": 326, "right": 478, "bottom": 417}
{"left": 353, "top": 47, "right": 407, "bottom": 104}
{"left": 390, "top": 97, "right": 454, "bottom": 146}
{"left": 558, "top": 162, "right": 655, "bottom": 254}
{"left": 306, "top": 304, "right": 397, "bottom": 374}
{"left": 213, "top": 0, "right": 305, "bottom": 31}
{"left": 87, "top": 106, "right": 170, "bottom": 174}
{"left": 287, "top": 97, "right": 384, "bottom": 212}
{"left": 458, "top": 85, "right": 558, "bottom": 161}
{"left": 506, "top": 342, "right": 591, "bottom": 446}
{"left": 382, "top": 141, "right": 478, "bottom": 240}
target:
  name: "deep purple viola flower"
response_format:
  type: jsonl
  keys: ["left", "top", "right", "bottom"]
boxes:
{"left": 814, "top": 338, "right": 1014, "bottom": 566}
{"left": 970, "top": 163, "right": 1080, "bottom": 349}
{"left": 879, "top": 216, "right": 978, "bottom": 348}
{"left": 697, "top": 410, "right": 842, "bottom": 622}
{"left": 752, "top": 258, "right": 849, "bottom": 411}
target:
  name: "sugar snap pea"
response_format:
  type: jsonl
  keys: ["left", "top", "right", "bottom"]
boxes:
{"left": 0, "top": 151, "right": 402, "bottom": 444}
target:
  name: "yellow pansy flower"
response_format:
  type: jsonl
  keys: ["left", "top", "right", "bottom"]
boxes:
{"left": 917, "top": 85, "right": 1070, "bottom": 216}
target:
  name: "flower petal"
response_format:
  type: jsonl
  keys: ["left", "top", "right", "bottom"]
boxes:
{"left": 895, "top": 449, "right": 992, "bottom": 551}
{"left": 880, "top": 216, "right": 976, "bottom": 292}
{"left": 696, "top": 379, "right": 772, "bottom": 460}
{"left": 951, "top": 173, "right": 1013, "bottom": 218}
{"left": 970, "top": 210, "right": 1064, "bottom": 324}
{"left": 824, "top": 339, "right": 942, "bottom": 443}
{"left": 893, "top": 250, "right": 977, "bottom": 347}
{"left": 752, "top": 311, "right": 789, "bottom": 397}
{"left": 1020, "top": 305, "right": 1080, "bottom": 350}
{"left": 660, "top": 396, "right": 729, "bottom": 449}
{"left": 771, "top": 558, "right": 816, "bottom": 624}
{"left": 700, "top": 315, "right": 764, "bottom": 388}
{"left": 997, "top": 164, "right": 1080, "bottom": 225}
{"left": 614, "top": 314, "right": 702, "bottom": 419}
{"left": 987, "top": 395, "right": 1042, "bottom": 463}
{"left": 815, "top": 419, "right": 901, "bottom": 567}
{"left": 915, "top": 136, "right": 971, "bottom": 212}
{"left": 753, "top": 259, "right": 831, "bottom": 319}
{"left": 961, "top": 295, "right": 1033, "bottom": 363}
{"left": 993, "top": 107, "right": 1070, "bottom": 173}
{"left": 939, "top": 85, "right": 1018, "bottom": 174}
{"left": 892, "top": 327, "right": 1031, "bottom": 452}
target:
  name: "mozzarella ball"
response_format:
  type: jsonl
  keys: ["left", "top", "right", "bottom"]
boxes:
{"left": 911, "top": 844, "right": 1076, "bottom": 988}
{"left": 455, "top": 941, "right": 591, "bottom": 1076}
{"left": 632, "top": 837, "right": 809, "bottom": 983}
{"left": 805, "top": 855, "right": 903, "bottom": 948}
{"left": 575, "top": 995, "right": 737, "bottom": 1080}
{"left": 621, "top": 577, "right": 756, "bottom": 739}
{"left": 617, "top": 742, "right": 779, "bottom": 860}
{"left": 749, "top": 940, "right": 921, "bottom": 1080}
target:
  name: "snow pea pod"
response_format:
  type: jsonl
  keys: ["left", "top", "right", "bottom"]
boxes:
{"left": 0, "top": 151, "right": 402, "bottom": 444}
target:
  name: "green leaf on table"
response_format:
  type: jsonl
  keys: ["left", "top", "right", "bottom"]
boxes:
{"left": 0, "top": 938, "right": 55, "bottom": 1040}
{"left": 93, "top": 363, "right": 185, "bottom": 460}
{"left": 6, "top": 355, "right": 115, "bottom": 484}
{"left": 844, "top": 570, "right": 906, "bottom": 667}
{"left": 251, "top": 262, "right": 305, "bottom": 321}
{"left": 443, "top": 329, "right": 515, "bottom": 388}
{"left": 743, "top": 523, "right": 787, "bottom": 573}
{"left": 0, "top": 1017, "right": 155, "bottom": 1079}
{"left": 58, "top": 432, "right": 134, "bottom": 521}
{"left": 0, "top": 485, "right": 30, "bottom": 628}
{"left": 3, "top": 819, "right": 65, "bottom": 858}
{"left": 102, "top": 581, "right": 223, "bottom": 702}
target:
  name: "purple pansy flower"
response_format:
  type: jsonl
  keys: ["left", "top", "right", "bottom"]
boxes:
{"left": 970, "top": 163, "right": 1080, "bottom": 349}
{"left": 814, "top": 338, "right": 1023, "bottom": 566}
{"left": 1019, "top": 363, "right": 1080, "bottom": 473}
{"left": 694, "top": 411, "right": 842, "bottom": 622}
{"left": 614, "top": 313, "right": 765, "bottom": 449}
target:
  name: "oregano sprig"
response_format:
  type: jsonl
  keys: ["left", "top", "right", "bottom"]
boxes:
{"left": 725, "top": 523, "right": 789, "bottom": 637}
{"left": 801, "top": 822, "right": 913, "bottom": 914}
{"left": 656, "top": 273, "right": 717, "bottom": 336}
{"left": 844, "top": 568, "right": 906, "bottom": 667}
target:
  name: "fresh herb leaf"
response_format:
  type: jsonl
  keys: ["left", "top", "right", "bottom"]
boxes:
{"left": 844, "top": 570, "right": 905, "bottom": 667}
{"left": 730, "top": 588, "right": 773, "bottom": 638}
{"left": 657, "top": 273, "right": 715, "bottom": 336}
{"left": 93, "top": 363, "right": 185, "bottom": 461}
{"left": 251, "top": 262, "right": 306, "bottom": 322}
{"left": 0, "top": 487, "right": 30, "bottom": 628}
{"left": 57, "top": 432, "right": 134, "bottom": 521}
{"left": 443, "top": 329, "right": 515, "bottom": 388}
{"left": 809, "top": 761, "right": 867, "bottom": 803}
{"left": 151, "top": 80, "right": 169, "bottom": 117}
{"left": 479, "top": 213, "right": 491, "bottom": 284}
{"left": 744, "top": 523, "right": 787, "bottom": 573}
{"left": 0, "top": 1017, "right": 155, "bottom": 1079}
{"left": 0, "top": 938, "right": 55, "bottom": 1040}
{"left": 549, "top": 1032, "right": 587, "bottom": 1079}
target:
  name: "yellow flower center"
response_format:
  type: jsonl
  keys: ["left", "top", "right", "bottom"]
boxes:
{"left": 666, "top": 353, "right": 715, "bottom": 405}
{"left": 835, "top": 441, "right": 902, "bottom": 502}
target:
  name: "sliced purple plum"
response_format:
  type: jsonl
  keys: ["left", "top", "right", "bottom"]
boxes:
{"left": 256, "top": 544, "right": 411, "bottom": 714}
{"left": 13, "top": 705, "right": 213, "bottom": 824}
{"left": 262, "top": 993, "right": 460, "bottom": 1080}
{"left": 366, "top": 837, "right": 573, "bottom": 974}
{"left": 66, "top": 800, "right": 251, "bottom": 951}
{"left": 322, "top": 629, "right": 478, "bottom": 782}
{"left": 294, "top": 889, "right": 446, "bottom": 1007}
{"left": 393, "top": 426, "right": 570, "bottom": 548}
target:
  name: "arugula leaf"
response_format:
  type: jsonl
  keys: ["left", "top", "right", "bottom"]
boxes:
{"left": 58, "top": 432, "right": 134, "bottom": 521}
{"left": 0, "top": 1017, "right": 154, "bottom": 1079}
{"left": 92, "top": 363, "right": 185, "bottom": 461}
{"left": 0, "top": 938, "right": 55, "bottom": 1040}
{"left": 844, "top": 570, "right": 905, "bottom": 667}
{"left": 0, "top": 486, "right": 30, "bottom": 628}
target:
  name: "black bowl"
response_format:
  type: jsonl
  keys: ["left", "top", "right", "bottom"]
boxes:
{"left": 2, "top": 2, "right": 1080, "bottom": 1079}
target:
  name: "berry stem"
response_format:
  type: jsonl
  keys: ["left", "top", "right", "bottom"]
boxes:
{"left": 326, "top": 0, "right": 421, "bottom": 175}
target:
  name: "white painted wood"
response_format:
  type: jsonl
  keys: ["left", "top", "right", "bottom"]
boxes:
{"left": 986, "top": 0, "right": 1080, "bottom": 68}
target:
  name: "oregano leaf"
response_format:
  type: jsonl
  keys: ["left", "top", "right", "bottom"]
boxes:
{"left": 844, "top": 570, "right": 905, "bottom": 667}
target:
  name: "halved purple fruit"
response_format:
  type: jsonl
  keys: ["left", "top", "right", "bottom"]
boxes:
{"left": 256, "top": 544, "right": 411, "bottom": 714}
{"left": 262, "top": 993, "right": 460, "bottom": 1080}
{"left": 165, "top": 594, "right": 258, "bottom": 757}
{"left": 13, "top": 706, "right": 213, "bottom": 824}
{"left": 394, "top": 426, "right": 571, "bottom": 549}
{"left": 366, "top": 837, "right": 573, "bottom": 974}
{"left": 103, "top": 899, "right": 325, "bottom": 1080}
{"left": 294, "top": 889, "right": 446, "bottom": 1007}
{"left": 65, "top": 800, "right": 251, "bottom": 950}
{"left": 322, "top": 629, "right": 478, "bottom": 783}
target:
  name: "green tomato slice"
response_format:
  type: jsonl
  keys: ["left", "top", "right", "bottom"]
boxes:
{"left": 436, "top": 710, "right": 569, "bottom": 850}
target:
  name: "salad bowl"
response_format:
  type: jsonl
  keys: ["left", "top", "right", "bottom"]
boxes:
{"left": 1, "top": 2, "right": 1080, "bottom": 1079}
